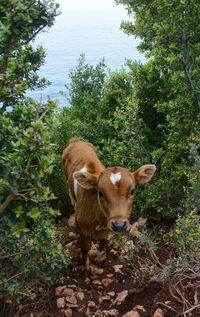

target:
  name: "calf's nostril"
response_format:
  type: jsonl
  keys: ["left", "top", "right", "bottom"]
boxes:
{"left": 122, "top": 221, "right": 128, "bottom": 231}
{"left": 111, "top": 221, "right": 128, "bottom": 232}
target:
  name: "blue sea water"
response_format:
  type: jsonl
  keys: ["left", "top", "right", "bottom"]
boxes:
{"left": 27, "top": 5, "right": 145, "bottom": 107}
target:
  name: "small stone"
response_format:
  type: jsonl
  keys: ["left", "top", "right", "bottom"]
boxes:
{"left": 88, "top": 301, "right": 96, "bottom": 307}
{"left": 99, "top": 295, "right": 110, "bottom": 303}
{"left": 68, "top": 231, "right": 76, "bottom": 239}
{"left": 57, "top": 297, "right": 65, "bottom": 309}
{"left": 138, "top": 217, "right": 147, "bottom": 226}
{"left": 84, "top": 277, "right": 90, "bottom": 284}
{"left": 77, "top": 291, "right": 84, "bottom": 301}
{"left": 113, "top": 265, "right": 123, "bottom": 273}
{"left": 102, "top": 278, "right": 114, "bottom": 287}
{"left": 55, "top": 286, "right": 66, "bottom": 297}
{"left": 110, "top": 249, "right": 118, "bottom": 255}
{"left": 91, "top": 266, "right": 104, "bottom": 275}
{"left": 88, "top": 249, "right": 97, "bottom": 259}
{"left": 122, "top": 311, "right": 140, "bottom": 317}
{"left": 153, "top": 308, "right": 165, "bottom": 317}
{"left": 114, "top": 290, "right": 128, "bottom": 305}
{"left": 65, "top": 241, "right": 74, "bottom": 249}
{"left": 66, "top": 303, "right": 78, "bottom": 308}
{"left": 90, "top": 275, "right": 98, "bottom": 280}
{"left": 92, "top": 280, "right": 102, "bottom": 286}
{"left": 64, "top": 308, "right": 72, "bottom": 316}
{"left": 68, "top": 214, "right": 76, "bottom": 227}
{"left": 66, "top": 296, "right": 77, "bottom": 305}
{"left": 108, "top": 291, "right": 115, "bottom": 297}
{"left": 85, "top": 307, "right": 92, "bottom": 317}
{"left": 107, "top": 274, "right": 114, "bottom": 278}
{"left": 94, "top": 310, "right": 103, "bottom": 317}
{"left": 103, "top": 309, "right": 119, "bottom": 316}
{"left": 63, "top": 288, "right": 74, "bottom": 297}
{"left": 68, "top": 284, "right": 77, "bottom": 288}
{"left": 133, "top": 305, "right": 146, "bottom": 312}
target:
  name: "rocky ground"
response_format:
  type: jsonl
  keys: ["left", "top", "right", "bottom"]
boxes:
{"left": 1, "top": 215, "right": 199, "bottom": 317}
{"left": 53, "top": 215, "right": 178, "bottom": 317}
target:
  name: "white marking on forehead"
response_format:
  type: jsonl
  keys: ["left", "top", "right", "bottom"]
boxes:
{"left": 110, "top": 172, "right": 121, "bottom": 185}
{"left": 74, "top": 165, "right": 87, "bottom": 197}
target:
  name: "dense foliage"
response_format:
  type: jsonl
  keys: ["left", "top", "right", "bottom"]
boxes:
{"left": 0, "top": 0, "right": 59, "bottom": 110}
{"left": 57, "top": 54, "right": 199, "bottom": 218}
{"left": 0, "top": 0, "right": 70, "bottom": 303}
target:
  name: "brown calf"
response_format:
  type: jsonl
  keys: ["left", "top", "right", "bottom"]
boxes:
{"left": 62, "top": 138, "right": 156, "bottom": 270}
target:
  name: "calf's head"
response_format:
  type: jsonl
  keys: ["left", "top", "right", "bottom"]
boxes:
{"left": 74, "top": 164, "right": 156, "bottom": 233}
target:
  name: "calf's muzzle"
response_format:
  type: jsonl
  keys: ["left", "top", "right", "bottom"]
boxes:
{"left": 111, "top": 220, "right": 128, "bottom": 232}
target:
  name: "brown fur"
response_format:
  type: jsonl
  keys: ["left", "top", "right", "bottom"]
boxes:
{"left": 62, "top": 138, "right": 156, "bottom": 269}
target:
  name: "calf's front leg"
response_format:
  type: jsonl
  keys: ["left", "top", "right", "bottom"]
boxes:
{"left": 97, "top": 240, "right": 106, "bottom": 264}
{"left": 79, "top": 232, "right": 92, "bottom": 271}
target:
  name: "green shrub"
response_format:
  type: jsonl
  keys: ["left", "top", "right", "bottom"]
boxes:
{"left": 0, "top": 215, "right": 70, "bottom": 302}
{"left": 0, "top": 99, "right": 57, "bottom": 221}
{"left": 169, "top": 211, "right": 200, "bottom": 252}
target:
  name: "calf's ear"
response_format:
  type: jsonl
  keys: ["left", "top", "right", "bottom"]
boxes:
{"left": 73, "top": 171, "right": 98, "bottom": 189}
{"left": 133, "top": 164, "right": 156, "bottom": 184}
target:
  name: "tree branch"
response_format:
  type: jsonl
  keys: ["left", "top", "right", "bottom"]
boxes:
{"left": 0, "top": 194, "right": 15, "bottom": 214}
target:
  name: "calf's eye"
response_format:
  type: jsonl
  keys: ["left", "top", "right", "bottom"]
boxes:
{"left": 130, "top": 189, "right": 135, "bottom": 196}
{"left": 98, "top": 191, "right": 104, "bottom": 198}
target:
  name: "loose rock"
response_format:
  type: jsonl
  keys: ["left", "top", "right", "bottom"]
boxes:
{"left": 99, "top": 295, "right": 111, "bottom": 303}
{"left": 107, "top": 291, "right": 115, "bottom": 297}
{"left": 68, "top": 214, "right": 76, "bottom": 227}
{"left": 88, "top": 301, "right": 96, "bottom": 307}
{"left": 64, "top": 308, "right": 72, "bottom": 316}
{"left": 77, "top": 291, "right": 84, "bottom": 301}
{"left": 122, "top": 311, "right": 140, "bottom": 317}
{"left": 153, "top": 308, "right": 164, "bottom": 317}
{"left": 133, "top": 305, "right": 146, "bottom": 312}
{"left": 103, "top": 309, "right": 119, "bottom": 316}
{"left": 57, "top": 297, "right": 65, "bottom": 309}
{"left": 55, "top": 286, "right": 66, "bottom": 297}
{"left": 114, "top": 290, "right": 128, "bottom": 305}
{"left": 113, "top": 264, "right": 123, "bottom": 273}
{"left": 102, "top": 278, "right": 114, "bottom": 287}
{"left": 63, "top": 288, "right": 74, "bottom": 297}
